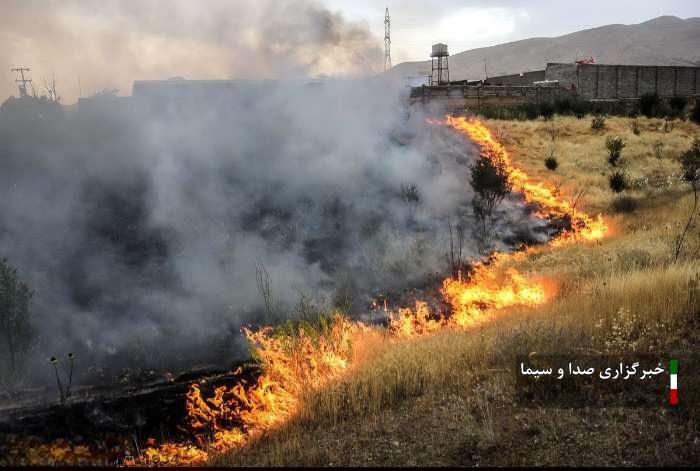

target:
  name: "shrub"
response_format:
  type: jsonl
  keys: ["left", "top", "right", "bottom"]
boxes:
{"left": 544, "top": 153, "right": 559, "bottom": 171}
{"left": 591, "top": 115, "right": 606, "bottom": 131}
{"left": 680, "top": 138, "right": 700, "bottom": 188}
{"left": 605, "top": 136, "right": 626, "bottom": 166}
{"left": 669, "top": 96, "right": 688, "bottom": 117}
{"left": 0, "top": 258, "right": 34, "bottom": 391}
{"left": 471, "top": 148, "right": 512, "bottom": 208}
{"left": 519, "top": 103, "right": 540, "bottom": 120}
{"left": 691, "top": 101, "right": 700, "bottom": 125}
{"left": 653, "top": 140, "right": 664, "bottom": 160}
{"left": 571, "top": 99, "right": 588, "bottom": 119}
{"left": 553, "top": 99, "right": 572, "bottom": 116}
{"left": 608, "top": 170, "right": 628, "bottom": 194}
{"left": 400, "top": 182, "right": 421, "bottom": 221}
{"left": 672, "top": 138, "right": 700, "bottom": 261}
{"left": 471, "top": 148, "right": 512, "bottom": 247}
{"left": 539, "top": 102, "right": 555, "bottom": 121}
{"left": 639, "top": 92, "right": 660, "bottom": 118}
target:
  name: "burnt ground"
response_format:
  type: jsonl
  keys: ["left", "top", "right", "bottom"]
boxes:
{"left": 0, "top": 213, "right": 570, "bottom": 466}
{"left": 0, "top": 364, "right": 256, "bottom": 465}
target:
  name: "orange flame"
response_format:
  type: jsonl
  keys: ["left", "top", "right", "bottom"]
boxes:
{"left": 138, "top": 315, "right": 355, "bottom": 465}
{"left": 444, "top": 116, "right": 608, "bottom": 244}
{"left": 389, "top": 116, "right": 607, "bottom": 336}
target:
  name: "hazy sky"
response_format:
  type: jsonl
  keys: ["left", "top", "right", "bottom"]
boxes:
{"left": 333, "top": 0, "right": 699, "bottom": 64}
{"left": 1, "top": 0, "right": 698, "bottom": 103}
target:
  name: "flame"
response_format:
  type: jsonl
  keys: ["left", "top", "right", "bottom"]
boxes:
{"left": 138, "top": 315, "right": 356, "bottom": 465}
{"left": 389, "top": 116, "right": 607, "bottom": 336}
{"left": 444, "top": 116, "right": 608, "bottom": 245}
{"left": 443, "top": 264, "right": 547, "bottom": 328}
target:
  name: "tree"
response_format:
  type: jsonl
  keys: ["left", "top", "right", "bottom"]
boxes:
{"left": 470, "top": 148, "right": 512, "bottom": 250}
{"left": 672, "top": 138, "right": 700, "bottom": 262}
{"left": 0, "top": 258, "right": 34, "bottom": 391}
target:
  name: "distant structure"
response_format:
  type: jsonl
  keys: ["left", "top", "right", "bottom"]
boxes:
{"left": 430, "top": 43, "right": 449, "bottom": 86}
{"left": 546, "top": 62, "right": 700, "bottom": 99}
{"left": 11, "top": 67, "right": 32, "bottom": 97}
{"left": 384, "top": 7, "right": 391, "bottom": 72}
{"left": 410, "top": 61, "right": 699, "bottom": 110}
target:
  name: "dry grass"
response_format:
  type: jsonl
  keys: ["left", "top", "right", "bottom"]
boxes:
{"left": 213, "top": 115, "right": 700, "bottom": 466}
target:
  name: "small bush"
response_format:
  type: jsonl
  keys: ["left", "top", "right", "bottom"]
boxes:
{"left": 553, "top": 99, "right": 572, "bottom": 116}
{"left": 571, "top": 99, "right": 588, "bottom": 119}
{"left": 544, "top": 153, "right": 559, "bottom": 171}
{"left": 0, "top": 258, "right": 34, "bottom": 391}
{"left": 609, "top": 170, "right": 628, "bottom": 194}
{"left": 639, "top": 93, "right": 660, "bottom": 118}
{"left": 519, "top": 103, "right": 540, "bottom": 120}
{"left": 669, "top": 96, "right": 688, "bottom": 117}
{"left": 605, "top": 136, "right": 626, "bottom": 166}
{"left": 653, "top": 140, "right": 664, "bottom": 160}
{"left": 591, "top": 115, "right": 606, "bottom": 131}
{"left": 680, "top": 138, "right": 700, "bottom": 187}
{"left": 539, "top": 102, "right": 555, "bottom": 121}
{"left": 691, "top": 101, "right": 700, "bottom": 125}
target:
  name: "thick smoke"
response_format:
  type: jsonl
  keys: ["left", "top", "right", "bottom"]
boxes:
{"left": 0, "top": 84, "right": 545, "bottom": 387}
{"left": 0, "top": 1, "right": 546, "bottom": 390}
{"left": 0, "top": 0, "right": 382, "bottom": 103}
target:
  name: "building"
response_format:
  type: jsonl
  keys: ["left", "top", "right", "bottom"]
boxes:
{"left": 450, "top": 70, "right": 546, "bottom": 87}
{"left": 545, "top": 63, "right": 700, "bottom": 100}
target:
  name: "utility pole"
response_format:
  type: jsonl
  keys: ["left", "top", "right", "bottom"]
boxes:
{"left": 384, "top": 7, "right": 391, "bottom": 72}
{"left": 11, "top": 67, "right": 32, "bottom": 97}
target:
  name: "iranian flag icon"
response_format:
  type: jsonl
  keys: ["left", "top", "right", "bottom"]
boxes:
{"left": 670, "top": 359, "right": 678, "bottom": 405}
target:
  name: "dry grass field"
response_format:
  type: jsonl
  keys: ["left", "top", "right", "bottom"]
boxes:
{"left": 212, "top": 115, "right": 700, "bottom": 466}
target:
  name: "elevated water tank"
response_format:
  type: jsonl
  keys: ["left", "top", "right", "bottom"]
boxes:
{"left": 431, "top": 43, "right": 449, "bottom": 57}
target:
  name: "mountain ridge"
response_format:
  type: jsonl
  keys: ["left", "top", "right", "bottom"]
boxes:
{"left": 389, "top": 15, "right": 700, "bottom": 81}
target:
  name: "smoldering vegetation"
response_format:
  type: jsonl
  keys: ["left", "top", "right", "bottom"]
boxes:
{"left": 0, "top": 82, "right": 546, "bottom": 391}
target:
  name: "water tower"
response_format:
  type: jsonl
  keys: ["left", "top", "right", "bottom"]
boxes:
{"left": 430, "top": 43, "right": 449, "bottom": 86}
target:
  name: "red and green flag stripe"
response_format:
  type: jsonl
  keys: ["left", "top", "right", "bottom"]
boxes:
{"left": 669, "top": 359, "right": 678, "bottom": 405}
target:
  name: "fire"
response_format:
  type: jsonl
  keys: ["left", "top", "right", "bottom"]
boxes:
{"left": 34, "top": 115, "right": 608, "bottom": 466}
{"left": 444, "top": 116, "right": 608, "bottom": 245}
{"left": 138, "top": 315, "right": 356, "bottom": 466}
{"left": 390, "top": 116, "right": 607, "bottom": 336}
{"left": 443, "top": 265, "right": 547, "bottom": 328}
{"left": 389, "top": 301, "right": 444, "bottom": 337}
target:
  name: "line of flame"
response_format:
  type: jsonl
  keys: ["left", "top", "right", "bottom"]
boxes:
{"left": 132, "top": 116, "right": 608, "bottom": 466}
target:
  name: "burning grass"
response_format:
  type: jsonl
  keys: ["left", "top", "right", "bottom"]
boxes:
{"left": 134, "top": 115, "right": 615, "bottom": 465}
{"left": 19, "top": 114, "right": 699, "bottom": 466}
{"left": 210, "top": 115, "right": 700, "bottom": 466}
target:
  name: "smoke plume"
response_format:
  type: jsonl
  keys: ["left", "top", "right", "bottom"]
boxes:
{"left": 0, "top": 0, "right": 382, "bottom": 103}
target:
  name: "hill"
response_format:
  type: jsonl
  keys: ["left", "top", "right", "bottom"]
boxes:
{"left": 390, "top": 15, "right": 700, "bottom": 81}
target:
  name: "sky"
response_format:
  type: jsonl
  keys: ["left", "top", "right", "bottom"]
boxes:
{"left": 333, "top": 0, "right": 699, "bottom": 64}
{"left": 1, "top": 0, "right": 698, "bottom": 103}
